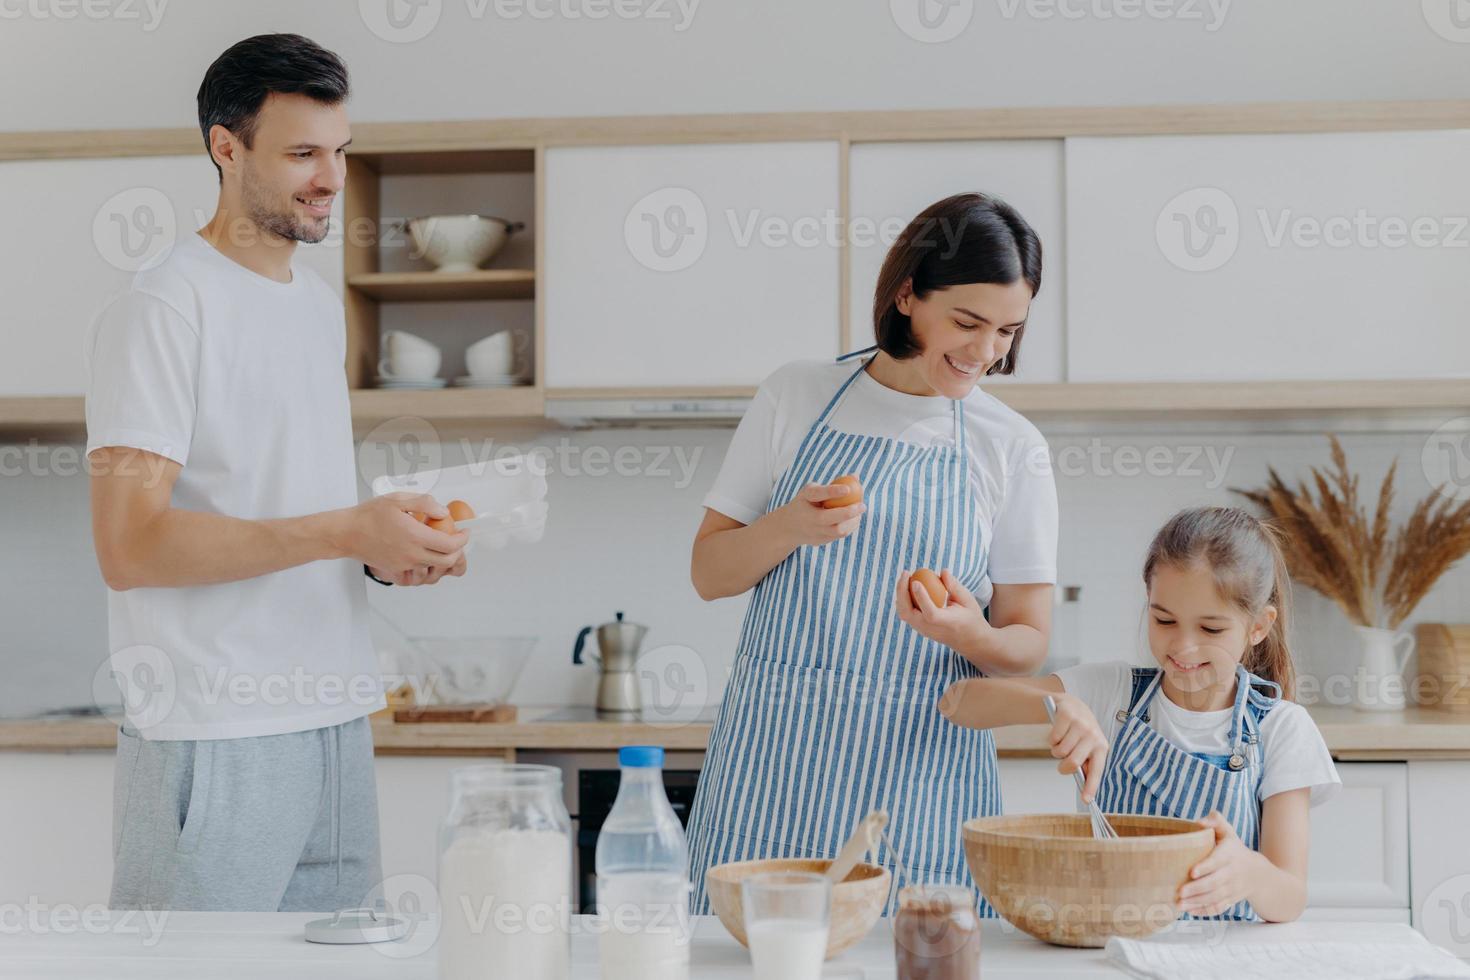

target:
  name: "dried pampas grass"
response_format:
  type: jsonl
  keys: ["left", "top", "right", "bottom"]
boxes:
{"left": 1233, "top": 436, "right": 1470, "bottom": 630}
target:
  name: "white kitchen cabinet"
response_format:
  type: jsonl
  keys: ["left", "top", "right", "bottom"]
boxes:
{"left": 543, "top": 143, "right": 841, "bottom": 389}
{"left": 1307, "top": 762, "right": 1409, "bottom": 913}
{"left": 0, "top": 156, "right": 343, "bottom": 397}
{"left": 1065, "top": 130, "right": 1470, "bottom": 382}
{"left": 0, "top": 752, "right": 115, "bottom": 907}
{"left": 1408, "top": 760, "right": 1470, "bottom": 957}
{"left": 848, "top": 141, "right": 1066, "bottom": 383}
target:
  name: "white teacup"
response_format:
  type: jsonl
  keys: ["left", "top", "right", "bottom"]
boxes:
{"left": 379, "top": 348, "right": 442, "bottom": 381}
{"left": 382, "top": 329, "right": 439, "bottom": 359}
{"left": 466, "top": 331, "right": 517, "bottom": 379}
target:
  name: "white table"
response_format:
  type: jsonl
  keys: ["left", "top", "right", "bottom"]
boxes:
{"left": 0, "top": 912, "right": 1440, "bottom": 979}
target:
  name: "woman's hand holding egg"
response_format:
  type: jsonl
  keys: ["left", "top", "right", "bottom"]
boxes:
{"left": 1045, "top": 692, "right": 1109, "bottom": 803}
{"left": 895, "top": 569, "right": 989, "bottom": 656}
{"left": 776, "top": 477, "right": 867, "bottom": 548}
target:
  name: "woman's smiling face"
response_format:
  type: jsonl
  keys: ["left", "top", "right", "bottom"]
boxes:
{"left": 1147, "top": 561, "right": 1276, "bottom": 707}
{"left": 896, "top": 278, "right": 1033, "bottom": 399}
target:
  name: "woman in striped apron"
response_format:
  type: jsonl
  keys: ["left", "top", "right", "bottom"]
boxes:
{"left": 686, "top": 193, "right": 1058, "bottom": 914}
{"left": 1096, "top": 663, "right": 1279, "bottom": 921}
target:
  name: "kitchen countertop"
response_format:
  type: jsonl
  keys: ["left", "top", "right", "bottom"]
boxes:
{"left": 4, "top": 704, "right": 1470, "bottom": 759}
{"left": 0, "top": 912, "right": 1452, "bottom": 979}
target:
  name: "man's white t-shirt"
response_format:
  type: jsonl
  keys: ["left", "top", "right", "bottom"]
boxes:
{"left": 1056, "top": 662, "right": 1341, "bottom": 806}
{"left": 84, "top": 231, "right": 383, "bottom": 740}
{"left": 704, "top": 358, "right": 1059, "bottom": 603}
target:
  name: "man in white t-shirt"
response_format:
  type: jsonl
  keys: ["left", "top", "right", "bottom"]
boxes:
{"left": 85, "top": 34, "right": 466, "bottom": 912}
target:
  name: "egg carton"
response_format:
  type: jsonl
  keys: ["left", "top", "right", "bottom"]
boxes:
{"left": 457, "top": 499, "right": 548, "bottom": 553}
{"left": 370, "top": 454, "right": 549, "bottom": 553}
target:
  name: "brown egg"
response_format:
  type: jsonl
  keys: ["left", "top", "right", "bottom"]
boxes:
{"left": 822, "top": 474, "right": 864, "bottom": 509}
{"left": 426, "top": 514, "right": 457, "bottom": 533}
{"left": 447, "top": 499, "right": 476, "bottom": 522}
{"left": 911, "top": 568, "right": 949, "bottom": 607}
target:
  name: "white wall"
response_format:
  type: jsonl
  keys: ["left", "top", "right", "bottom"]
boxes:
{"left": 1, "top": 0, "right": 1468, "bottom": 132}
{"left": 10, "top": 424, "right": 1470, "bottom": 717}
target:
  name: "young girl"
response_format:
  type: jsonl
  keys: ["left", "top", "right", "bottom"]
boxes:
{"left": 940, "top": 506, "right": 1339, "bottom": 922}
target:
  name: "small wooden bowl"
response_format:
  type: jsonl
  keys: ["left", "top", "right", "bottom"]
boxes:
{"left": 963, "top": 813, "right": 1213, "bottom": 948}
{"left": 705, "top": 858, "right": 890, "bottom": 959}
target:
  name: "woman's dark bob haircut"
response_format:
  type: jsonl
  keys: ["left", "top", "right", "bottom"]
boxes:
{"left": 872, "top": 192, "right": 1042, "bottom": 375}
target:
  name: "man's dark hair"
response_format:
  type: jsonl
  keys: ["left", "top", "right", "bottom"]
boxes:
{"left": 196, "top": 33, "right": 350, "bottom": 182}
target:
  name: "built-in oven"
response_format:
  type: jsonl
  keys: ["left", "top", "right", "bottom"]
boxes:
{"left": 518, "top": 749, "right": 705, "bottom": 913}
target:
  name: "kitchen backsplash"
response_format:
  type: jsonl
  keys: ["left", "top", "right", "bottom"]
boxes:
{"left": 6, "top": 424, "right": 1467, "bottom": 717}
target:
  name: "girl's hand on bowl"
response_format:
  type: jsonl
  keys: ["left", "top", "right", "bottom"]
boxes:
{"left": 1046, "top": 693, "right": 1108, "bottom": 802}
{"left": 1179, "top": 811, "right": 1261, "bottom": 917}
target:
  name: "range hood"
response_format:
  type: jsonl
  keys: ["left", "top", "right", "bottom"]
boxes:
{"left": 544, "top": 395, "right": 751, "bottom": 427}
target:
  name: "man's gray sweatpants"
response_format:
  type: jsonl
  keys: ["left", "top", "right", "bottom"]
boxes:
{"left": 109, "top": 715, "right": 383, "bottom": 912}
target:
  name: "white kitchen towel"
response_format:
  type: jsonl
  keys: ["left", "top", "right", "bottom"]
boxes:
{"left": 1105, "top": 935, "right": 1470, "bottom": 980}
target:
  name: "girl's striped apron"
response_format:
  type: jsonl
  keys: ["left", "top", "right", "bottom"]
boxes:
{"left": 1095, "top": 663, "right": 1280, "bottom": 921}
{"left": 687, "top": 348, "right": 1002, "bottom": 916}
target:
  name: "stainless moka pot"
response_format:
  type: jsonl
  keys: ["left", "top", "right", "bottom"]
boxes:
{"left": 572, "top": 611, "right": 648, "bottom": 718}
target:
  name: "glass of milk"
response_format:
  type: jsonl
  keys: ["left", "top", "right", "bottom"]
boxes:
{"left": 741, "top": 872, "right": 831, "bottom": 980}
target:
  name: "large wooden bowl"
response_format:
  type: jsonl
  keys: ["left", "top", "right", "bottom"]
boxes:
{"left": 705, "top": 858, "right": 890, "bottom": 959}
{"left": 963, "top": 813, "right": 1213, "bottom": 948}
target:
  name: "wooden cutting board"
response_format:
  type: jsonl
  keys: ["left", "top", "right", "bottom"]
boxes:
{"left": 393, "top": 703, "right": 519, "bottom": 724}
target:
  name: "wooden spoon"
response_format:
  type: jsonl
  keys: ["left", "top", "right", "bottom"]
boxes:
{"left": 826, "top": 810, "right": 888, "bottom": 884}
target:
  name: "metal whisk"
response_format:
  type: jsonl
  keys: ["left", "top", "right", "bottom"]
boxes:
{"left": 1043, "top": 695, "right": 1118, "bottom": 840}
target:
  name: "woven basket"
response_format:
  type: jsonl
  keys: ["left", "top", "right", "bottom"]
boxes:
{"left": 963, "top": 813, "right": 1212, "bottom": 948}
{"left": 1414, "top": 624, "right": 1470, "bottom": 712}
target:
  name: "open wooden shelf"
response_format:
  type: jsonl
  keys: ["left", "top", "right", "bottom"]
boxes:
{"left": 347, "top": 270, "right": 535, "bottom": 302}
{"left": 349, "top": 385, "right": 544, "bottom": 423}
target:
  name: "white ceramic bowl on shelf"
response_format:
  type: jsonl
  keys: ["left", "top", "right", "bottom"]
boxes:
{"left": 404, "top": 214, "right": 525, "bottom": 273}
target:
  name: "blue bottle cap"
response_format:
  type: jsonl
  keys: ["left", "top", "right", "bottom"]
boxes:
{"left": 619, "top": 745, "right": 664, "bottom": 768}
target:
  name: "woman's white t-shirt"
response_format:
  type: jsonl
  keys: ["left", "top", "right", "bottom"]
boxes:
{"left": 703, "top": 358, "right": 1059, "bottom": 603}
{"left": 1057, "top": 661, "right": 1341, "bottom": 806}
{"left": 84, "top": 231, "right": 383, "bottom": 741}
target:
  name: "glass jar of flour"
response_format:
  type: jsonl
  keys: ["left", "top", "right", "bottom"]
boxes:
{"left": 438, "top": 764, "right": 573, "bottom": 980}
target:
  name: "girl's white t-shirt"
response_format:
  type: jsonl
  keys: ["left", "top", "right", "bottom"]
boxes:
{"left": 84, "top": 231, "right": 384, "bottom": 741}
{"left": 1057, "top": 661, "right": 1341, "bottom": 806}
{"left": 703, "top": 358, "right": 1059, "bottom": 604}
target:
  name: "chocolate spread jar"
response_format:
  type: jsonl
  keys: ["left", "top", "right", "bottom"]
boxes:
{"left": 894, "top": 884, "right": 981, "bottom": 980}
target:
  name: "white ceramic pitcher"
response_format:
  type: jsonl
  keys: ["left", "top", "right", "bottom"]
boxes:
{"left": 1352, "top": 626, "right": 1416, "bottom": 712}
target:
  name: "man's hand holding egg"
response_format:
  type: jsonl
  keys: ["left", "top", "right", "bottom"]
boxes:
{"left": 896, "top": 568, "right": 989, "bottom": 656}
{"left": 776, "top": 475, "right": 867, "bottom": 548}
{"left": 353, "top": 492, "right": 471, "bottom": 586}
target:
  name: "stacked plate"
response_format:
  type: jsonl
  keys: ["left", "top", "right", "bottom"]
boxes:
{"left": 374, "top": 376, "right": 447, "bottom": 390}
{"left": 451, "top": 374, "right": 527, "bottom": 388}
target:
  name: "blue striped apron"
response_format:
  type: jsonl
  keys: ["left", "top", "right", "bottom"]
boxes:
{"left": 1095, "top": 663, "right": 1280, "bottom": 921}
{"left": 686, "top": 347, "right": 1001, "bottom": 916}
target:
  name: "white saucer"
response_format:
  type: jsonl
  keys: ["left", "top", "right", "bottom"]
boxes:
{"left": 375, "top": 377, "right": 447, "bottom": 389}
